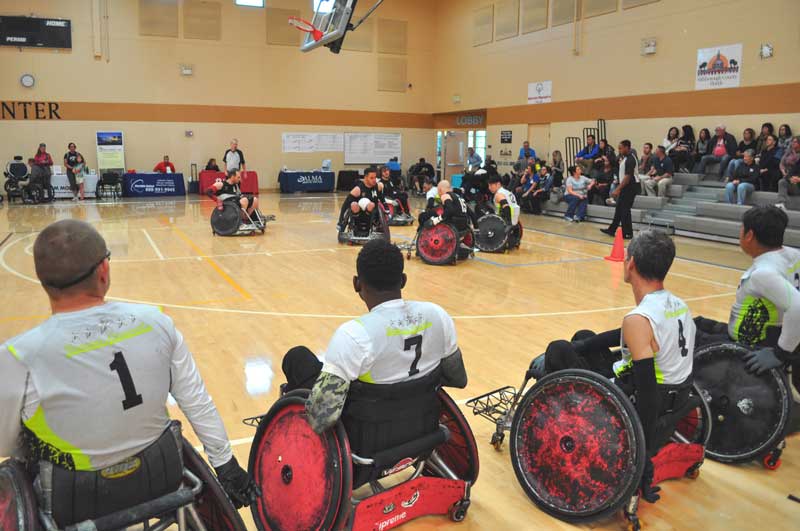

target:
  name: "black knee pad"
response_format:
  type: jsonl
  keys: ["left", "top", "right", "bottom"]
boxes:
{"left": 282, "top": 346, "right": 322, "bottom": 391}
{"left": 571, "top": 329, "right": 597, "bottom": 342}
{"left": 544, "top": 340, "right": 587, "bottom": 373}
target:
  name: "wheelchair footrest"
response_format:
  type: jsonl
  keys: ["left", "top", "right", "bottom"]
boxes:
{"left": 652, "top": 442, "right": 705, "bottom": 485}
{"left": 465, "top": 386, "right": 517, "bottom": 424}
{"left": 351, "top": 476, "right": 468, "bottom": 531}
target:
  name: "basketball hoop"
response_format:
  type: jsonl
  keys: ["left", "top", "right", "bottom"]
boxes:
{"left": 288, "top": 16, "right": 324, "bottom": 42}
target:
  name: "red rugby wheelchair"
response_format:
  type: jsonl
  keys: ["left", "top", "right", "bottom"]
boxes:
{"left": 467, "top": 368, "right": 711, "bottom": 530}
{"left": 0, "top": 431, "right": 246, "bottom": 531}
{"left": 244, "top": 374, "right": 479, "bottom": 531}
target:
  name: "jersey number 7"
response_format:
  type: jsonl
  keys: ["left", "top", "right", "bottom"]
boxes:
{"left": 404, "top": 335, "right": 423, "bottom": 377}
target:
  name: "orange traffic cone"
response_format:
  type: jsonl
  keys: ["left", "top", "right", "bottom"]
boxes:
{"left": 604, "top": 228, "right": 626, "bottom": 262}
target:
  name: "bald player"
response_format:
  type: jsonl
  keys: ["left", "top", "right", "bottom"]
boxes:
{"left": 0, "top": 220, "right": 259, "bottom": 526}
{"left": 420, "top": 180, "right": 473, "bottom": 231}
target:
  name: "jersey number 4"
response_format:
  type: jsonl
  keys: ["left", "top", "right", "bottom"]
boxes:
{"left": 678, "top": 321, "right": 689, "bottom": 358}
{"left": 404, "top": 335, "right": 423, "bottom": 377}
{"left": 110, "top": 352, "right": 143, "bottom": 410}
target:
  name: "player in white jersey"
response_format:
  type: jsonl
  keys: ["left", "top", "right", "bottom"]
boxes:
{"left": 694, "top": 206, "right": 800, "bottom": 375}
{"left": 487, "top": 174, "right": 520, "bottom": 226}
{"left": 0, "top": 220, "right": 259, "bottom": 523}
{"left": 533, "top": 230, "right": 693, "bottom": 503}
{"left": 280, "top": 238, "right": 467, "bottom": 434}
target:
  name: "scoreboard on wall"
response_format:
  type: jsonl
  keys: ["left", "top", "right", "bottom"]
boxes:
{"left": 0, "top": 16, "right": 71, "bottom": 49}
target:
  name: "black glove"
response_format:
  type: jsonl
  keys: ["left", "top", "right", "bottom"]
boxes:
{"left": 214, "top": 456, "right": 261, "bottom": 508}
{"left": 743, "top": 347, "right": 784, "bottom": 375}
{"left": 640, "top": 457, "right": 661, "bottom": 504}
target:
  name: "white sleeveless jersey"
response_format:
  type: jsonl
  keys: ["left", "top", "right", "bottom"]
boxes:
{"left": 493, "top": 187, "right": 520, "bottom": 225}
{"left": 321, "top": 299, "right": 458, "bottom": 384}
{"left": 614, "top": 290, "right": 694, "bottom": 385}
{"left": 0, "top": 302, "right": 232, "bottom": 470}
{"left": 728, "top": 246, "right": 800, "bottom": 350}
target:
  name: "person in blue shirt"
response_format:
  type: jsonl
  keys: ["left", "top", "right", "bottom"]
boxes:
{"left": 575, "top": 134, "right": 600, "bottom": 175}
{"left": 466, "top": 147, "right": 483, "bottom": 170}
{"left": 519, "top": 141, "right": 537, "bottom": 162}
{"left": 386, "top": 157, "right": 401, "bottom": 172}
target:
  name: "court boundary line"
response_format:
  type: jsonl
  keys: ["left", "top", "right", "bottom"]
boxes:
{"left": 141, "top": 229, "right": 165, "bottom": 260}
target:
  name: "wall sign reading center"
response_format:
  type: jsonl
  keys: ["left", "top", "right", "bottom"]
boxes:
{"left": 1, "top": 101, "right": 62, "bottom": 120}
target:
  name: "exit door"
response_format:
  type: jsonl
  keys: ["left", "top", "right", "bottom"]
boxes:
{"left": 444, "top": 130, "right": 467, "bottom": 182}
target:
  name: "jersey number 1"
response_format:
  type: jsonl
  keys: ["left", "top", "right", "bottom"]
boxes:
{"left": 404, "top": 335, "right": 423, "bottom": 377}
{"left": 110, "top": 352, "right": 143, "bottom": 410}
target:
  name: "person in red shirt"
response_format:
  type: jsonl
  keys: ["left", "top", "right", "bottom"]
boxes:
{"left": 153, "top": 155, "right": 176, "bottom": 173}
{"left": 32, "top": 143, "right": 54, "bottom": 189}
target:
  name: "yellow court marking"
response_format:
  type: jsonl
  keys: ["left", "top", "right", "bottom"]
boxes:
{"left": 165, "top": 219, "right": 252, "bottom": 301}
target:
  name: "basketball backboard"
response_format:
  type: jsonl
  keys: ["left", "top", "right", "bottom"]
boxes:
{"left": 300, "top": 0, "right": 358, "bottom": 53}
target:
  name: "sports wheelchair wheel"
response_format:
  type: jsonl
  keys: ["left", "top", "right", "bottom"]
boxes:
{"left": 423, "top": 389, "right": 480, "bottom": 484}
{"left": 248, "top": 392, "right": 352, "bottom": 531}
{"left": 509, "top": 369, "right": 645, "bottom": 522}
{"left": 22, "top": 184, "right": 42, "bottom": 204}
{"left": 416, "top": 223, "right": 458, "bottom": 265}
{"left": 375, "top": 202, "right": 391, "bottom": 241}
{"left": 672, "top": 383, "right": 713, "bottom": 448}
{"left": 475, "top": 214, "right": 508, "bottom": 252}
{"left": 211, "top": 202, "right": 244, "bottom": 236}
{"left": 181, "top": 439, "right": 247, "bottom": 531}
{"left": 693, "top": 343, "right": 792, "bottom": 463}
{"left": 0, "top": 460, "right": 39, "bottom": 531}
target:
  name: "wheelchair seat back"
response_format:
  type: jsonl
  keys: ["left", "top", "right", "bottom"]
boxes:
{"left": 343, "top": 367, "right": 443, "bottom": 483}
{"left": 6, "top": 159, "right": 29, "bottom": 180}
{"left": 100, "top": 172, "right": 121, "bottom": 185}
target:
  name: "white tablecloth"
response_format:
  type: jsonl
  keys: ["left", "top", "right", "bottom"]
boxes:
{"left": 52, "top": 173, "right": 99, "bottom": 199}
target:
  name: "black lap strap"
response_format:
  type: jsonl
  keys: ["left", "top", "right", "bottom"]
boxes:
{"left": 370, "top": 426, "right": 449, "bottom": 472}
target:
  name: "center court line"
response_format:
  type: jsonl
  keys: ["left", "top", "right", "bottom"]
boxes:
{"left": 141, "top": 229, "right": 165, "bottom": 260}
{"left": 0, "top": 234, "right": 736, "bottom": 319}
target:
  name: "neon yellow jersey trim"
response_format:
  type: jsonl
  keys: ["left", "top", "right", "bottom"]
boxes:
{"left": 65, "top": 323, "right": 153, "bottom": 359}
{"left": 664, "top": 308, "right": 688, "bottom": 319}
{"left": 358, "top": 372, "right": 375, "bottom": 384}
{"left": 24, "top": 406, "right": 92, "bottom": 471}
{"left": 386, "top": 321, "right": 432, "bottom": 337}
{"left": 7, "top": 344, "right": 21, "bottom": 360}
{"left": 653, "top": 351, "right": 664, "bottom": 384}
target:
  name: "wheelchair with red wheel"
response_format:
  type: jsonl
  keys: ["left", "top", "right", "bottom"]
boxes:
{"left": 402, "top": 207, "right": 475, "bottom": 266}
{"left": 244, "top": 370, "right": 479, "bottom": 531}
{"left": 0, "top": 423, "right": 246, "bottom": 531}
{"left": 338, "top": 202, "right": 391, "bottom": 246}
{"left": 466, "top": 368, "right": 711, "bottom": 530}
{"left": 693, "top": 342, "right": 794, "bottom": 470}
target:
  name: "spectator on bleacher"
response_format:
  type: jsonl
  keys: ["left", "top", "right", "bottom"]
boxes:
{"left": 519, "top": 141, "right": 536, "bottom": 161}
{"left": 588, "top": 160, "right": 614, "bottom": 205}
{"left": 780, "top": 136, "right": 800, "bottom": 181}
{"left": 205, "top": 158, "right": 220, "bottom": 172}
{"left": 551, "top": 150, "right": 565, "bottom": 188}
{"left": 564, "top": 165, "right": 593, "bottom": 222}
{"left": 777, "top": 124, "right": 793, "bottom": 156}
{"left": 724, "top": 150, "right": 759, "bottom": 205}
{"left": 575, "top": 135, "right": 599, "bottom": 175}
{"left": 755, "top": 122, "right": 775, "bottom": 155}
{"left": 662, "top": 127, "right": 680, "bottom": 155}
{"left": 776, "top": 147, "right": 800, "bottom": 210}
{"left": 643, "top": 146, "right": 674, "bottom": 197}
{"left": 153, "top": 155, "right": 175, "bottom": 173}
{"left": 696, "top": 124, "right": 737, "bottom": 177}
{"left": 692, "top": 128, "right": 713, "bottom": 170}
{"left": 726, "top": 128, "right": 758, "bottom": 179}
{"left": 758, "top": 134, "right": 781, "bottom": 192}
{"left": 670, "top": 125, "right": 695, "bottom": 172}
{"left": 593, "top": 139, "right": 617, "bottom": 175}
{"left": 520, "top": 166, "right": 550, "bottom": 215}
{"left": 637, "top": 143, "right": 656, "bottom": 195}
{"left": 466, "top": 147, "right": 482, "bottom": 170}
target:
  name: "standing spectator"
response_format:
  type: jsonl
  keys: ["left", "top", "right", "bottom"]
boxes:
{"left": 551, "top": 150, "right": 565, "bottom": 188}
{"left": 465, "top": 147, "right": 482, "bottom": 170}
{"left": 726, "top": 128, "right": 757, "bottom": 179}
{"left": 32, "top": 143, "right": 53, "bottom": 191}
{"left": 519, "top": 140, "right": 536, "bottom": 161}
{"left": 696, "top": 125, "right": 737, "bottom": 177}
{"left": 637, "top": 143, "right": 656, "bottom": 195}
{"left": 63, "top": 142, "right": 83, "bottom": 201}
{"left": 755, "top": 122, "right": 775, "bottom": 155}
{"left": 205, "top": 158, "right": 220, "bottom": 171}
{"left": 670, "top": 125, "right": 695, "bottom": 172}
{"left": 643, "top": 146, "right": 674, "bottom": 197}
{"left": 153, "top": 155, "right": 175, "bottom": 173}
{"left": 563, "top": 165, "right": 593, "bottom": 222}
{"left": 662, "top": 127, "right": 680, "bottom": 155}
{"left": 777, "top": 124, "right": 793, "bottom": 157}
{"left": 72, "top": 153, "right": 88, "bottom": 201}
{"left": 758, "top": 134, "right": 781, "bottom": 192}
{"left": 779, "top": 136, "right": 800, "bottom": 181}
{"left": 601, "top": 140, "right": 639, "bottom": 240}
{"left": 223, "top": 138, "right": 246, "bottom": 173}
{"left": 724, "top": 150, "right": 759, "bottom": 205}
{"left": 575, "top": 135, "right": 599, "bottom": 175}
{"left": 776, "top": 155, "right": 800, "bottom": 210}
{"left": 692, "top": 128, "right": 713, "bottom": 171}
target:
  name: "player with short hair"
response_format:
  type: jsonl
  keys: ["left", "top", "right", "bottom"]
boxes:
{"left": 337, "top": 166, "right": 384, "bottom": 233}
{"left": 487, "top": 174, "right": 520, "bottom": 226}
{"left": 207, "top": 168, "right": 260, "bottom": 218}
{"left": 280, "top": 239, "right": 468, "bottom": 434}
{"left": 419, "top": 180, "right": 472, "bottom": 231}
{"left": 379, "top": 165, "right": 411, "bottom": 216}
{"left": 0, "top": 220, "right": 259, "bottom": 525}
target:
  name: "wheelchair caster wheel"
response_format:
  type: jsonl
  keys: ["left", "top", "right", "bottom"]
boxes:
{"left": 490, "top": 432, "right": 504, "bottom": 451}
{"left": 762, "top": 453, "right": 781, "bottom": 470}
{"left": 685, "top": 463, "right": 701, "bottom": 479}
{"left": 449, "top": 500, "right": 469, "bottom": 522}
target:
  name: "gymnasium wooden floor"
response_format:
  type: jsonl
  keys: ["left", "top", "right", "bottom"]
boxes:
{"left": 0, "top": 192, "right": 796, "bottom": 530}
